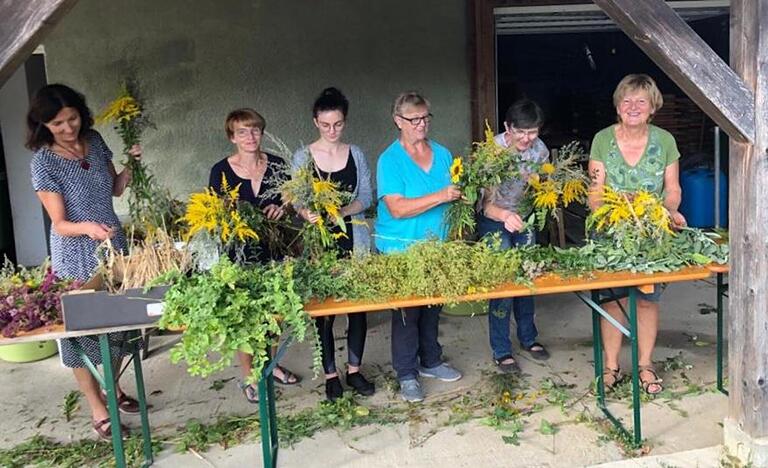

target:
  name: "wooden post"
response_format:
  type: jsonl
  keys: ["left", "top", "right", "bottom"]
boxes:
{"left": 0, "top": 0, "right": 79, "bottom": 87}
{"left": 723, "top": 0, "right": 768, "bottom": 463}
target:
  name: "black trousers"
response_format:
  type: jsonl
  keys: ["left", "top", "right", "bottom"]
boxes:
{"left": 316, "top": 312, "right": 367, "bottom": 374}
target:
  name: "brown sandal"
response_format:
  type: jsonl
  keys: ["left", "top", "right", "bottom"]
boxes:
{"left": 92, "top": 417, "right": 129, "bottom": 441}
{"left": 101, "top": 390, "right": 145, "bottom": 414}
{"left": 639, "top": 365, "right": 664, "bottom": 395}
{"left": 602, "top": 367, "right": 623, "bottom": 389}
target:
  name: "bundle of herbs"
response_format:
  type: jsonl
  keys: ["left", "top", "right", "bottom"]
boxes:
{"left": 96, "top": 78, "right": 183, "bottom": 237}
{"left": 179, "top": 173, "right": 262, "bottom": 265}
{"left": 281, "top": 160, "right": 354, "bottom": 258}
{"left": 0, "top": 260, "right": 79, "bottom": 337}
{"left": 585, "top": 186, "right": 728, "bottom": 273}
{"left": 522, "top": 140, "right": 590, "bottom": 230}
{"left": 445, "top": 123, "right": 519, "bottom": 240}
{"left": 157, "top": 257, "right": 319, "bottom": 384}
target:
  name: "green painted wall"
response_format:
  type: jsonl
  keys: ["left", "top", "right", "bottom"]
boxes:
{"left": 43, "top": 0, "right": 471, "bottom": 213}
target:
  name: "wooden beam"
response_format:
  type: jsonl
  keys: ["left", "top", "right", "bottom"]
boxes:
{"left": 0, "top": 0, "right": 79, "bottom": 88}
{"left": 594, "top": 0, "right": 756, "bottom": 144}
{"left": 727, "top": 0, "right": 768, "bottom": 440}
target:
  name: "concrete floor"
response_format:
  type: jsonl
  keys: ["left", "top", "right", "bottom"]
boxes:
{"left": 0, "top": 278, "right": 729, "bottom": 467}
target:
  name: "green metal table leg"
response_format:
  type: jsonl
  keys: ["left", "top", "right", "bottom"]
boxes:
{"left": 258, "top": 352, "right": 279, "bottom": 468}
{"left": 627, "top": 288, "right": 642, "bottom": 445}
{"left": 591, "top": 291, "right": 606, "bottom": 407}
{"left": 100, "top": 334, "right": 127, "bottom": 468}
{"left": 575, "top": 291, "right": 637, "bottom": 445}
{"left": 716, "top": 272, "right": 728, "bottom": 395}
{"left": 129, "top": 330, "right": 154, "bottom": 466}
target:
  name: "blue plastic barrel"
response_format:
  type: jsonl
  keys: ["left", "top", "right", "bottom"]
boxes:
{"left": 679, "top": 168, "right": 728, "bottom": 228}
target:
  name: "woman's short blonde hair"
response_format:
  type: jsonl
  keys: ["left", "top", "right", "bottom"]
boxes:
{"left": 392, "top": 91, "right": 430, "bottom": 117}
{"left": 225, "top": 108, "right": 266, "bottom": 138}
{"left": 613, "top": 74, "right": 664, "bottom": 116}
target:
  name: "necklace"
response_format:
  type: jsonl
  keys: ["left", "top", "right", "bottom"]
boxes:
{"left": 54, "top": 142, "right": 90, "bottom": 170}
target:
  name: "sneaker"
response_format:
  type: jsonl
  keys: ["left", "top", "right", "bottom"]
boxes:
{"left": 346, "top": 372, "right": 375, "bottom": 396}
{"left": 399, "top": 378, "right": 424, "bottom": 402}
{"left": 325, "top": 376, "right": 344, "bottom": 402}
{"left": 418, "top": 363, "right": 462, "bottom": 382}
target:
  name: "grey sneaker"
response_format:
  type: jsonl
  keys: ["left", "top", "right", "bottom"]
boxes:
{"left": 418, "top": 363, "right": 462, "bottom": 382}
{"left": 399, "top": 378, "right": 424, "bottom": 402}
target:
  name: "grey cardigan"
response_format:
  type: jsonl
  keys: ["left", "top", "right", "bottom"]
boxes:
{"left": 291, "top": 145, "right": 372, "bottom": 255}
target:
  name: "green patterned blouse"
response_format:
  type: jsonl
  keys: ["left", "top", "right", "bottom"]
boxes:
{"left": 589, "top": 124, "right": 680, "bottom": 195}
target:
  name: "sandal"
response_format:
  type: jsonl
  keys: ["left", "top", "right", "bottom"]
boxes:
{"left": 239, "top": 382, "right": 259, "bottom": 404}
{"left": 639, "top": 365, "right": 664, "bottom": 395}
{"left": 493, "top": 355, "right": 521, "bottom": 374}
{"left": 602, "top": 367, "right": 623, "bottom": 390}
{"left": 100, "top": 391, "right": 144, "bottom": 414}
{"left": 92, "top": 417, "right": 129, "bottom": 441}
{"left": 272, "top": 365, "right": 301, "bottom": 386}
{"left": 523, "top": 342, "right": 550, "bottom": 361}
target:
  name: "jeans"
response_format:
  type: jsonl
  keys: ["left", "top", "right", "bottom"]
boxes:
{"left": 316, "top": 313, "right": 367, "bottom": 374}
{"left": 477, "top": 215, "right": 538, "bottom": 359}
{"left": 391, "top": 305, "right": 443, "bottom": 380}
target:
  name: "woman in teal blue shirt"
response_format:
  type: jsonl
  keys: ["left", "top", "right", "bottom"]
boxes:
{"left": 374, "top": 91, "right": 462, "bottom": 403}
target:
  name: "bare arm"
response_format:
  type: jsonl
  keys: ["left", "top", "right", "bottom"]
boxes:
{"left": 36, "top": 191, "right": 114, "bottom": 240}
{"left": 383, "top": 185, "right": 460, "bottom": 219}
{"left": 587, "top": 159, "right": 606, "bottom": 211}
{"left": 662, "top": 161, "right": 686, "bottom": 227}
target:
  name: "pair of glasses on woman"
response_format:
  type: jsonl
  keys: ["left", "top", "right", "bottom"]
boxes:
{"left": 397, "top": 113, "right": 433, "bottom": 126}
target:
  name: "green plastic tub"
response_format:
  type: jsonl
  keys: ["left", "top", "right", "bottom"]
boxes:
{"left": 442, "top": 301, "right": 489, "bottom": 317}
{"left": 0, "top": 340, "right": 58, "bottom": 363}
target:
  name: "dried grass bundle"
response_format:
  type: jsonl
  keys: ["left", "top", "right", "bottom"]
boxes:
{"left": 98, "top": 229, "right": 191, "bottom": 293}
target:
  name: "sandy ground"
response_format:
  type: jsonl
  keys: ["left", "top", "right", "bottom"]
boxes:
{"left": 0, "top": 278, "right": 730, "bottom": 467}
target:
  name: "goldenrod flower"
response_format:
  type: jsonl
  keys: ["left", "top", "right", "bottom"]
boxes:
{"left": 450, "top": 157, "right": 463, "bottom": 184}
{"left": 312, "top": 179, "right": 338, "bottom": 195}
{"left": 540, "top": 162, "right": 556, "bottom": 175}
{"left": 96, "top": 94, "right": 141, "bottom": 124}
{"left": 562, "top": 179, "right": 587, "bottom": 206}
{"left": 533, "top": 189, "right": 558, "bottom": 210}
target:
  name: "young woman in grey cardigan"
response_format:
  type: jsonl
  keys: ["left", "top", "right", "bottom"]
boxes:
{"left": 291, "top": 87, "right": 374, "bottom": 401}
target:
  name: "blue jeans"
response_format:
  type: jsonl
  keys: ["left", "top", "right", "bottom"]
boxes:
{"left": 391, "top": 305, "right": 443, "bottom": 380}
{"left": 477, "top": 215, "right": 538, "bottom": 360}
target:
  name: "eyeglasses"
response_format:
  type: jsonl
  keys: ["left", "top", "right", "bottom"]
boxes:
{"left": 317, "top": 121, "right": 345, "bottom": 132}
{"left": 397, "top": 113, "right": 433, "bottom": 126}
{"left": 234, "top": 128, "right": 262, "bottom": 138}
{"left": 508, "top": 127, "right": 539, "bottom": 138}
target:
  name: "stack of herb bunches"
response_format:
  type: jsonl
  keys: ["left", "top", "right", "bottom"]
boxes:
{"left": 0, "top": 260, "right": 79, "bottom": 337}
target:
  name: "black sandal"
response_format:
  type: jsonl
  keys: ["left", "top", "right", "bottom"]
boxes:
{"left": 239, "top": 382, "right": 259, "bottom": 404}
{"left": 272, "top": 365, "right": 302, "bottom": 386}
{"left": 92, "top": 417, "right": 129, "bottom": 441}
{"left": 639, "top": 365, "right": 664, "bottom": 395}
{"left": 494, "top": 355, "right": 521, "bottom": 374}
{"left": 523, "top": 342, "right": 550, "bottom": 360}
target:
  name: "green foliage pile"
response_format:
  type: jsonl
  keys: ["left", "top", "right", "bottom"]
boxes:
{"left": 341, "top": 238, "right": 523, "bottom": 302}
{"left": 158, "top": 258, "right": 316, "bottom": 384}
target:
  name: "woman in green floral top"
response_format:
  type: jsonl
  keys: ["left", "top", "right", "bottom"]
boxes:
{"left": 587, "top": 74, "right": 686, "bottom": 395}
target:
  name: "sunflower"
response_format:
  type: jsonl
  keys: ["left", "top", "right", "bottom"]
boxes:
{"left": 450, "top": 157, "right": 464, "bottom": 184}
